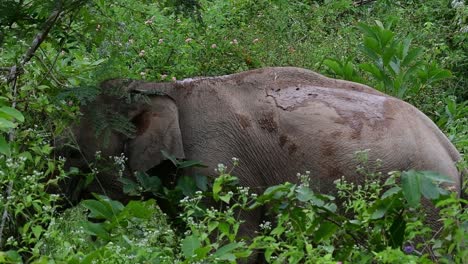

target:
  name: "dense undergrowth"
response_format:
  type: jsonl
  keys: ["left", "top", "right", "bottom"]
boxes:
{"left": 0, "top": 0, "right": 467, "bottom": 263}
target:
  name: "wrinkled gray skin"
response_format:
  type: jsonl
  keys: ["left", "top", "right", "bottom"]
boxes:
{"left": 66, "top": 67, "right": 461, "bottom": 242}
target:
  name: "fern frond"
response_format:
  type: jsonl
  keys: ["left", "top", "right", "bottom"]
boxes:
{"left": 55, "top": 85, "right": 100, "bottom": 105}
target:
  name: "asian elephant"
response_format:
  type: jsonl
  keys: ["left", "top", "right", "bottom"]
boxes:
{"left": 61, "top": 67, "right": 461, "bottom": 236}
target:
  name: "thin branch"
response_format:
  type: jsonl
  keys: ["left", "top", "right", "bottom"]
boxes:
{"left": 7, "top": 6, "right": 63, "bottom": 83}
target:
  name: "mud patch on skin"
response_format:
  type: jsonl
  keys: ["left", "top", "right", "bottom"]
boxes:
{"left": 257, "top": 111, "right": 278, "bottom": 132}
{"left": 288, "top": 143, "right": 298, "bottom": 155}
{"left": 279, "top": 134, "right": 289, "bottom": 148}
{"left": 236, "top": 113, "right": 251, "bottom": 129}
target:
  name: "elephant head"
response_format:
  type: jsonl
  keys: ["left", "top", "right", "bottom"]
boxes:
{"left": 60, "top": 80, "right": 185, "bottom": 201}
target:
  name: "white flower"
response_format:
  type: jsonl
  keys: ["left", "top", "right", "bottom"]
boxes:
{"left": 211, "top": 44, "right": 217, "bottom": 49}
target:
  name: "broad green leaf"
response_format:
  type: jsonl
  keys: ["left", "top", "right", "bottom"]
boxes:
{"left": 359, "top": 63, "right": 382, "bottom": 79}
{"left": 160, "top": 150, "right": 178, "bottom": 166}
{"left": 363, "top": 36, "right": 380, "bottom": 55}
{"left": 401, "top": 170, "right": 421, "bottom": 207}
{"left": 177, "top": 175, "right": 197, "bottom": 196}
{"left": 313, "top": 221, "right": 338, "bottom": 243}
{"left": 379, "top": 29, "right": 394, "bottom": 48}
{"left": 123, "top": 200, "right": 154, "bottom": 219}
{"left": 375, "top": 20, "right": 385, "bottom": 29}
{"left": 428, "top": 69, "right": 452, "bottom": 84}
{"left": 381, "top": 186, "right": 401, "bottom": 199}
{"left": 344, "top": 61, "right": 355, "bottom": 81}
{"left": 420, "top": 171, "right": 454, "bottom": 183}
{"left": 177, "top": 160, "right": 208, "bottom": 168}
{"left": 213, "top": 177, "right": 222, "bottom": 201}
{"left": 32, "top": 225, "right": 43, "bottom": 239}
{"left": 401, "top": 48, "right": 423, "bottom": 67}
{"left": 358, "top": 23, "right": 379, "bottom": 40}
{"left": 0, "top": 117, "right": 16, "bottom": 129}
{"left": 182, "top": 235, "right": 201, "bottom": 258}
{"left": 194, "top": 246, "right": 211, "bottom": 258}
{"left": 82, "top": 199, "right": 114, "bottom": 220}
{"left": 0, "top": 106, "right": 24, "bottom": 122}
{"left": 323, "top": 59, "right": 344, "bottom": 76}
{"left": 213, "top": 242, "right": 244, "bottom": 258}
{"left": 296, "top": 185, "right": 315, "bottom": 202}
{"left": 81, "top": 221, "right": 110, "bottom": 240}
{"left": 120, "top": 177, "right": 140, "bottom": 196}
{"left": 136, "top": 171, "right": 161, "bottom": 193}
{"left": 194, "top": 174, "right": 208, "bottom": 191}
{"left": 370, "top": 197, "right": 401, "bottom": 219}
{"left": 0, "top": 136, "right": 10, "bottom": 156}
{"left": 420, "top": 176, "right": 440, "bottom": 200}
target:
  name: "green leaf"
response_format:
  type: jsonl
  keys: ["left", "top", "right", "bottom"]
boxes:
{"left": 182, "top": 235, "right": 201, "bottom": 258}
{"left": 177, "top": 175, "right": 197, "bottom": 196}
{"left": 363, "top": 36, "right": 380, "bottom": 55}
{"left": 401, "top": 170, "right": 421, "bottom": 207}
{"left": 359, "top": 63, "right": 382, "bottom": 79}
{"left": 381, "top": 186, "right": 401, "bottom": 199}
{"left": 313, "top": 221, "right": 338, "bottom": 243}
{"left": 0, "top": 136, "right": 10, "bottom": 156}
{"left": 123, "top": 200, "right": 154, "bottom": 219}
{"left": 194, "top": 246, "right": 211, "bottom": 258}
{"left": 81, "top": 222, "right": 110, "bottom": 240}
{"left": 420, "top": 171, "right": 453, "bottom": 183}
{"left": 160, "top": 150, "right": 178, "bottom": 166}
{"left": 369, "top": 196, "right": 402, "bottom": 219}
{"left": 419, "top": 175, "right": 440, "bottom": 200}
{"left": 296, "top": 185, "right": 315, "bottom": 202}
{"left": 119, "top": 177, "right": 140, "bottom": 196}
{"left": 32, "top": 225, "right": 43, "bottom": 239}
{"left": 0, "top": 106, "right": 24, "bottom": 122}
{"left": 82, "top": 199, "right": 115, "bottom": 220}
{"left": 195, "top": 174, "right": 208, "bottom": 191}
{"left": 177, "top": 160, "right": 207, "bottom": 168}
{"left": 136, "top": 171, "right": 161, "bottom": 193}
{"left": 0, "top": 117, "right": 16, "bottom": 129}
{"left": 323, "top": 59, "right": 344, "bottom": 76}
{"left": 358, "top": 23, "right": 379, "bottom": 40}
{"left": 213, "top": 242, "right": 244, "bottom": 258}
{"left": 379, "top": 29, "right": 394, "bottom": 48}
{"left": 401, "top": 48, "right": 423, "bottom": 67}
{"left": 388, "top": 213, "right": 406, "bottom": 248}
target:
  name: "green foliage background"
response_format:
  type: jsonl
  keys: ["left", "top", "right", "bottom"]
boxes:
{"left": 0, "top": 0, "right": 467, "bottom": 263}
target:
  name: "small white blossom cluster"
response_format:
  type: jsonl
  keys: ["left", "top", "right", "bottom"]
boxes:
{"left": 112, "top": 153, "right": 128, "bottom": 177}
{"left": 215, "top": 163, "right": 227, "bottom": 174}
{"left": 297, "top": 171, "right": 311, "bottom": 188}
{"left": 259, "top": 221, "right": 272, "bottom": 231}
{"left": 179, "top": 194, "right": 203, "bottom": 205}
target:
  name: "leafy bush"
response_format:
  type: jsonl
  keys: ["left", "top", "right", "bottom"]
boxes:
{"left": 6, "top": 155, "right": 461, "bottom": 263}
{"left": 324, "top": 19, "right": 452, "bottom": 99}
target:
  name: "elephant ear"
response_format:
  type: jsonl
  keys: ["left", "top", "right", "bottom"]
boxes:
{"left": 126, "top": 95, "right": 185, "bottom": 173}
